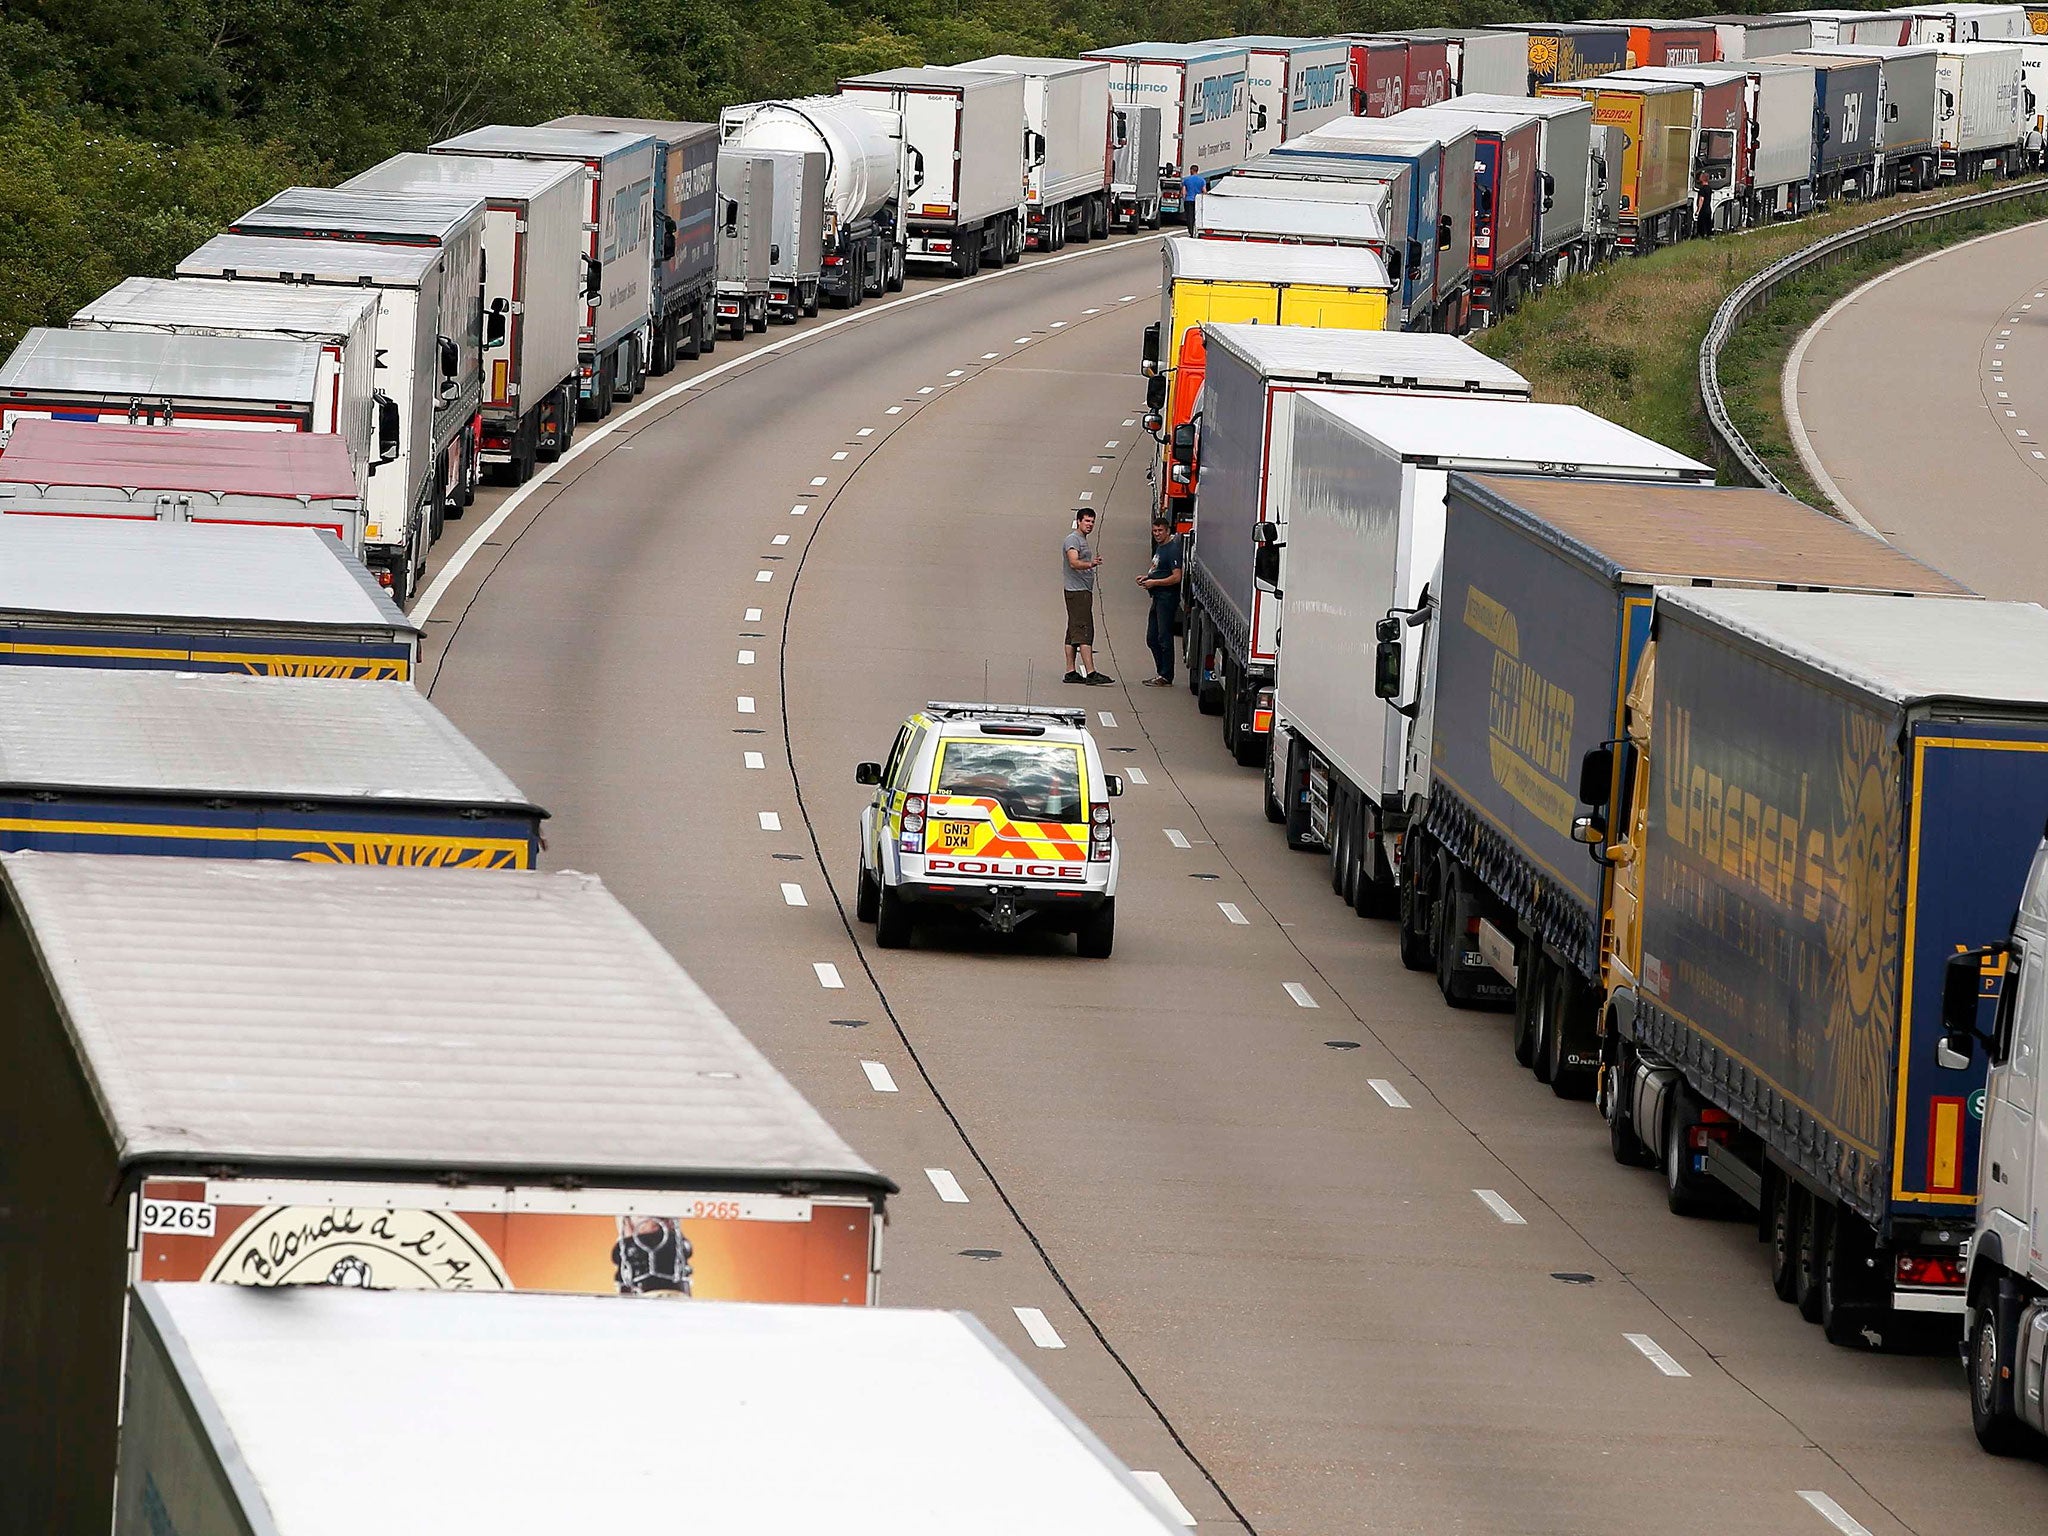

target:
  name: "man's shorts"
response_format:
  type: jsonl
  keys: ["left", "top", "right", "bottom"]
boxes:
{"left": 1064, "top": 588, "right": 1095, "bottom": 646}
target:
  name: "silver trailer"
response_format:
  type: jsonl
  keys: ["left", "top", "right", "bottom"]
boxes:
{"left": 1453, "top": 93, "right": 1596, "bottom": 278}
{"left": 715, "top": 148, "right": 773, "bottom": 337}
{"left": 1783, "top": 10, "right": 1917, "bottom": 46}
{"left": 1396, "top": 28, "right": 1533, "bottom": 97}
{"left": 1688, "top": 59, "right": 1825, "bottom": 218}
{"left": 1084, "top": 42, "right": 1253, "bottom": 219}
{"left": 1807, "top": 43, "right": 1943, "bottom": 189}
{"left": 957, "top": 55, "right": 1115, "bottom": 248}
{"left": 433, "top": 125, "right": 658, "bottom": 419}
{"left": 340, "top": 153, "right": 585, "bottom": 482}
{"left": 840, "top": 67, "right": 1030, "bottom": 275}
{"left": 177, "top": 236, "right": 455, "bottom": 605}
{"left": 1110, "top": 103, "right": 1164, "bottom": 229}
{"left": 1690, "top": 14, "right": 1817, "bottom": 59}
{"left": 759, "top": 148, "right": 826, "bottom": 320}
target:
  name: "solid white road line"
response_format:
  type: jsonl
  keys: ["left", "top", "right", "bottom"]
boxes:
{"left": 1283, "top": 981, "right": 1318, "bottom": 1008}
{"left": 743, "top": 751, "right": 766, "bottom": 770}
{"left": 1013, "top": 1307, "right": 1066, "bottom": 1349}
{"left": 1369, "top": 1079, "right": 1411, "bottom": 1109}
{"left": 1474, "top": 1189, "right": 1526, "bottom": 1225}
{"left": 780, "top": 882, "right": 807, "bottom": 907}
{"left": 1098, "top": 711, "right": 1117, "bottom": 727}
{"left": 813, "top": 962, "right": 844, "bottom": 989}
{"left": 758, "top": 811, "right": 781, "bottom": 831}
{"left": 1218, "top": 902, "right": 1249, "bottom": 925}
{"left": 924, "top": 1168, "right": 969, "bottom": 1204}
{"left": 860, "top": 1060, "right": 898, "bottom": 1093}
{"left": 1624, "top": 1333, "right": 1691, "bottom": 1377}
{"left": 736, "top": 696, "right": 756, "bottom": 714}
{"left": 1164, "top": 828, "right": 1190, "bottom": 848}
{"left": 1798, "top": 1492, "right": 1874, "bottom": 1536}
{"left": 1124, "top": 766, "right": 1148, "bottom": 785}
{"left": 737, "top": 650, "right": 755, "bottom": 664}
{"left": 1132, "top": 1472, "right": 1196, "bottom": 1527}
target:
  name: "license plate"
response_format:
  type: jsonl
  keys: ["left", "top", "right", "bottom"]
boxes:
{"left": 934, "top": 820, "right": 975, "bottom": 851}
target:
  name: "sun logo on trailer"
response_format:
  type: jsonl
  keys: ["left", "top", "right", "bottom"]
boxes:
{"left": 1824, "top": 713, "right": 1901, "bottom": 1151}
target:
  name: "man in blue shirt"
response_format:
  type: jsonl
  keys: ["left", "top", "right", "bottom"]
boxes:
{"left": 1181, "top": 165, "right": 1206, "bottom": 228}
{"left": 1137, "top": 520, "right": 1184, "bottom": 686}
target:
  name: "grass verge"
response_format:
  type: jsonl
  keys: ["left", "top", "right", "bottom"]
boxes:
{"left": 1473, "top": 179, "right": 2048, "bottom": 500}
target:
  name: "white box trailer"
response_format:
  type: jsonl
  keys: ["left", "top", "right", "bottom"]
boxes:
{"left": 1109, "top": 103, "right": 1164, "bottom": 229}
{"left": 1692, "top": 14, "right": 1817, "bottom": 59}
{"left": 1808, "top": 44, "right": 1943, "bottom": 188}
{"left": 0, "top": 419, "right": 365, "bottom": 553}
{"left": 1206, "top": 35, "right": 1352, "bottom": 153}
{"left": 1084, "top": 42, "right": 1252, "bottom": 218}
{"left": 1678, "top": 60, "right": 1824, "bottom": 218}
{"left": 715, "top": 148, "right": 773, "bottom": 338}
{"left": 1182, "top": 326, "right": 1529, "bottom": 768}
{"left": 758, "top": 147, "right": 827, "bottom": 320}
{"left": 1453, "top": 94, "right": 1595, "bottom": 273}
{"left": 1269, "top": 393, "right": 1710, "bottom": 897}
{"left": 1397, "top": 29, "right": 1533, "bottom": 96}
{"left": 1787, "top": 10, "right": 1918, "bottom": 45}
{"left": 1906, "top": 4, "right": 2030, "bottom": 40}
{"left": 957, "top": 56, "right": 1113, "bottom": 249}
{"left": 2021, "top": 36, "right": 2048, "bottom": 157}
{"left": 117, "top": 1285, "right": 1181, "bottom": 1536}
{"left": 67, "top": 277, "right": 378, "bottom": 495}
{"left": 177, "top": 235, "right": 455, "bottom": 605}
{"left": 340, "top": 153, "right": 584, "bottom": 483}
{"left": 432, "top": 125, "right": 657, "bottom": 419}
{"left": 1936, "top": 40, "right": 2028, "bottom": 171}
{"left": 840, "top": 67, "right": 1029, "bottom": 275}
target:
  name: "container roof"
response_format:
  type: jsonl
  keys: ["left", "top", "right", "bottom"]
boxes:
{"left": 340, "top": 151, "right": 583, "bottom": 201}
{"left": 1299, "top": 116, "right": 1478, "bottom": 151}
{"left": 1451, "top": 93, "right": 1595, "bottom": 118}
{"left": 1805, "top": 43, "right": 1941, "bottom": 57}
{"left": 179, "top": 234, "right": 441, "bottom": 286}
{"left": 1235, "top": 150, "right": 1404, "bottom": 180}
{"left": 72, "top": 278, "right": 379, "bottom": 341}
{"left": 0, "top": 328, "right": 321, "bottom": 401}
{"left": 1196, "top": 195, "right": 1388, "bottom": 241}
{"left": 0, "top": 518, "right": 412, "bottom": 633}
{"left": 1083, "top": 41, "right": 1248, "bottom": 60}
{"left": 230, "top": 187, "right": 484, "bottom": 242}
{"left": 840, "top": 66, "right": 1024, "bottom": 90}
{"left": 135, "top": 1286, "right": 1175, "bottom": 1533}
{"left": 433, "top": 124, "right": 655, "bottom": 161}
{"left": 1456, "top": 475, "right": 1970, "bottom": 594}
{"left": 0, "top": 419, "right": 358, "bottom": 501}
{"left": 0, "top": 669, "right": 536, "bottom": 810}
{"left": 1165, "top": 235, "right": 1391, "bottom": 288}
{"left": 1656, "top": 590, "right": 2048, "bottom": 709}
{"left": 953, "top": 55, "right": 1113, "bottom": 77}
{"left": 1206, "top": 324, "right": 1530, "bottom": 395}
{"left": 542, "top": 114, "right": 719, "bottom": 147}
{"left": 1, "top": 854, "right": 887, "bottom": 1189}
{"left": 1205, "top": 35, "right": 1342, "bottom": 50}
{"left": 1301, "top": 392, "right": 1710, "bottom": 474}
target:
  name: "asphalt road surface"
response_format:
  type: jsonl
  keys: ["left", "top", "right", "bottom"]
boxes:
{"left": 422, "top": 232, "right": 2048, "bottom": 1533}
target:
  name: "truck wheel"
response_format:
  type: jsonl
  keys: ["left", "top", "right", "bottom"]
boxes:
{"left": 654, "top": 316, "right": 677, "bottom": 374}
{"left": 1970, "top": 1303, "right": 2031, "bottom": 1454}
{"left": 1196, "top": 623, "right": 1225, "bottom": 716}
{"left": 1769, "top": 1176, "right": 1802, "bottom": 1303}
{"left": 1354, "top": 829, "right": 1395, "bottom": 920}
{"left": 888, "top": 247, "right": 905, "bottom": 292}
{"left": 750, "top": 300, "right": 767, "bottom": 334}
{"left": 1608, "top": 1041, "right": 1656, "bottom": 1166}
{"left": 1820, "top": 1213, "right": 1876, "bottom": 1347}
{"left": 1435, "top": 864, "right": 1479, "bottom": 1008}
{"left": 681, "top": 307, "right": 703, "bottom": 361}
{"left": 1076, "top": 898, "right": 1115, "bottom": 959}
{"left": 1397, "top": 836, "right": 1435, "bottom": 972}
{"left": 1220, "top": 661, "right": 1241, "bottom": 755}
{"left": 1331, "top": 795, "right": 1354, "bottom": 900}
{"left": 856, "top": 859, "right": 880, "bottom": 924}
{"left": 874, "top": 885, "right": 912, "bottom": 949}
{"left": 1513, "top": 949, "right": 1547, "bottom": 1067}
{"left": 1233, "top": 704, "right": 1265, "bottom": 770}
{"left": 1073, "top": 200, "right": 1093, "bottom": 244}
{"left": 803, "top": 285, "right": 819, "bottom": 318}
{"left": 1795, "top": 1189, "right": 1826, "bottom": 1321}
{"left": 952, "top": 241, "right": 975, "bottom": 279}
{"left": 1663, "top": 1081, "right": 1716, "bottom": 1217}
{"left": 1093, "top": 195, "right": 1111, "bottom": 240}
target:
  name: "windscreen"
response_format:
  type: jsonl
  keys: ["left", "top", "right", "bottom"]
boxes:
{"left": 935, "top": 739, "right": 1085, "bottom": 823}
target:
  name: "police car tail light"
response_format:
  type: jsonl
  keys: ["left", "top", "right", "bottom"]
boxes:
{"left": 1089, "top": 805, "right": 1112, "bottom": 862}
{"left": 902, "top": 794, "right": 927, "bottom": 853}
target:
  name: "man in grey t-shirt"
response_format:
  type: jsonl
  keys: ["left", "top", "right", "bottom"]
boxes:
{"left": 1061, "top": 510, "right": 1112, "bottom": 685}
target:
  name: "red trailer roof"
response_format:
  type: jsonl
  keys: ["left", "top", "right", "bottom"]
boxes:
{"left": 0, "top": 419, "right": 358, "bottom": 501}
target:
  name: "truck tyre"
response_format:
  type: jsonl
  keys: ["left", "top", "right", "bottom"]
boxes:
{"left": 1397, "top": 836, "right": 1435, "bottom": 972}
{"left": 1663, "top": 1081, "right": 1716, "bottom": 1217}
{"left": 750, "top": 299, "right": 767, "bottom": 334}
{"left": 654, "top": 315, "right": 677, "bottom": 374}
{"left": 1221, "top": 660, "right": 1241, "bottom": 756}
{"left": 1073, "top": 200, "right": 1093, "bottom": 244}
{"left": 1769, "top": 1176, "right": 1802, "bottom": 1303}
{"left": 1076, "top": 898, "right": 1115, "bottom": 959}
{"left": 1969, "top": 1301, "right": 2031, "bottom": 1454}
{"left": 874, "top": 884, "right": 912, "bottom": 949}
{"left": 804, "top": 285, "right": 819, "bottom": 318}
{"left": 888, "top": 247, "right": 906, "bottom": 292}
{"left": 681, "top": 307, "right": 703, "bottom": 361}
{"left": 1820, "top": 1213, "right": 1876, "bottom": 1347}
{"left": 1435, "top": 863, "right": 1482, "bottom": 1008}
{"left": 1093, "top": 195, "right": 1111, "bottom": 240}
{"left": 1513, "top": 949, "right": 1547, "bottom": 1067}
{"left": 856, "top": 859, "right": 880, "bottom": 924}
{"left": 952, "top": 240, "right": 975, "bottom": 279}
{"left": 1196, "top": 621, "right": 1225, "bottom": 716}
{"left": 1795, "top": 1189, "right": 1826, "bottom": 1321}
{"left": 1233, "top": 706, "right": 1265, "bottom": 770}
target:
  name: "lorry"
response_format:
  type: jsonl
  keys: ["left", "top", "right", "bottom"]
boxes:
{"left": 339, "top": 153, "right": 584, "bottom": 483}
{"left": 958, "top": 55, "right": 1114, "bottom": 248}
{"left": 1786, "top": 10, "right": 1918, "bottom": 47}
{"left": 1228, "top": 151, "right": 1422, "bottom": 326}
{"left": 1386, "top": 29, "right": 1531, "bottom": 98}
{"left": 1615, "top": 65, "right": 1755, "bottom": 233}
{"left": 0, "top": 420, "right": 366, "bottom": 555}
{"left": 545, "top": 115, "right": 721, "bottom": 371}
{"left": 1388, "top": 476, "right": 1961, "bottom": 1104}
{"left": 720, "top": 95, "right": 909, "bottom": 303}
{"left": 1617, "top": 19, "right": 1722, "bottom": 68}
{"left": 0, "top": 852, "right": 897, "bottom": 1533}
{"left": 0, "top": 668, "right": 543, "bottom": 865}
{"left": 838, "top": 67, "right": 1028, "bottom": 275}
{"left": 432, "top": 124, "right": 657, "bottom": 418}
{"left": 1539, "top": 77, "right": 1698, "bottom": 252}
{"left": 1685, "top": 58, "right": 1825, "bottom": 219}
{"left": 1269, "top": 400, "right": 1711, "bottom": 933}
{"left": 1346, "top": 36, "right": 1409, "bottom": 116}
{"left": 1693, "top": 14, "right": 1817, "bottom": 60}
{"left": 67, "top": 277, "right": 379, "bottom": 494}
{"left": 1770, "top": 52, "right": 1885, "bottom": 199}
{"left": 1083, "top": 42, "right": 1251, "bottom": 221}
{"left": 116, "top": 1285, "right": 1182, "bottom": 1536}
{"left": 1203, "top": 36, "right": 1351, "bottom": 156}
{"left": 1390, "top": 34, "right": 1455, "bottom": 110}
{"left": 1807, "top": 44, "right": 1943, "bottom": 191}
{"left": 714, "top": 148, "right": 773, "bottom": 337}
{"left": 177, "top": 235, "right": 467, "bottom": 603}
{"left": 1905, "top": 4, "right": 2031, "bottom": 41}
{"left": 1931, "top": 40, "right": 2028, "bottom": 174}
{"left": 1521, "top": 23, "right": 1632, "bottom": 90}
{"left": 0, "top": 517, "right": 419, "bottom": 680}
{"left": 758, "top": 148, "right": 827, "bottom": 318}
{"left": 1109, "top": 102, "right": 1164, "bottom": 229}
{"left": 1387, "top": 104, "right": 1544, "bottom": 321}
{"left": 1177, "top": 326, "right": 1530, "bottom": 771}
{"left": 1145, "top": 239, "right": 1395, "bottom": 529}
{"left": 1574, "top": 588, "right": 2048, "bottom": 1355}
{"left": 1453, "top": 94, "right": 1600, "bottom": 283}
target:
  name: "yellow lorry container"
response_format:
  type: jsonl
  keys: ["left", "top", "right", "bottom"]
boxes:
{"left": 1539, "top": 78, "right": 1697, "bottom": 252}
{"left": 1159, "top": 237, "right": 1393, "bottom": 366}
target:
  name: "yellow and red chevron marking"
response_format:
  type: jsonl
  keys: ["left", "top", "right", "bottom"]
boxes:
{"left": 925, "top": 796, "right": 1086, "bottom": 861}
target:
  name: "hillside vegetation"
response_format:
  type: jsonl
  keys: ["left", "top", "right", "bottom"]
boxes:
{"left": 3, "top": 0, "right": 1849, "bottom": 356}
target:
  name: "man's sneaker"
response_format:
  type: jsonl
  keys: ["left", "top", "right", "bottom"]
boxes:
{"left": 1084, "top": 672, "right": 1117, "bottom": 686}
{"left": 1063, "top": 670, "right": 1086, "bottom": 684}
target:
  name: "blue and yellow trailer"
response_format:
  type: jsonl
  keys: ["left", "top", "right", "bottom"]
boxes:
{"left": 0, "top": 668, "right": 543, "bottom": 868}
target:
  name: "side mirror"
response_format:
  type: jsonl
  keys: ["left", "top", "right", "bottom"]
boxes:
{"left": 1169, "top": 420, "right": 1196, "bottom": 466}
{"left": 584, "top": 256, "right": 604, "bottom": 300}
{"left": 1386, "top": 245, "right": 1403, "bottom": 280}
{"left": 1144, "top": 373, "right": 1167, "bottom": 413}
{"left": 1254, "top": 540, "right": 1280, "bottom": 589}
{"left": 1142, "top": 410, "right": 1164, "bottom": 434}
{"left": 485, "top": 299, "right": 508, "bottom": 348}
{"left": 771, "top": 243, "right": 781, "bottom": 264}
{"left": 1105, "top": 774, "right": 1124, "bottom": 797}
{"left": 1437, "top": 212, "right": 1453, "bottom": 251}
{"left": 1576, "top": 742, "right": 1615, "bottom": 810}
{"left": 1373, "top": 616, "right": 1403, "bottom": 701}
{"left": 1032, "top": 131, "right": 1048, "bottom": 165}
{"left": 660, "top": 213, "right": 678, "bottom": 262}
{"left": 1406, "top": 237, "right": 1423, "bottom": 275}
{"left": 438, "top": 335, "right": 459, "bottom": 381}
{"left": 1141, "top": 321, "right": 1162, "bottom": 377}
{"left": 855, "top": 761, "right": 883, "bottom": 786}
{"left": 375, "top": 392, "right": 401, "bottom": 464}
{"left": 1939, "top": 945, "right": 2006, "bottom": 1066}
{"left": 1256, "top": 520, "right": 1280, "bottom": 547}
{"left": 723, "top": 198, "right": 739, "bottom": 237}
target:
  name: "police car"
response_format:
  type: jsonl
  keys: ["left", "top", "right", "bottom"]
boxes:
{"left": 855, "top": 702, "right": 1123, "bottom": 956}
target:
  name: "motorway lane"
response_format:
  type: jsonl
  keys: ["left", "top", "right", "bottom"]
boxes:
{"left": 1789, "top": 219, "right": 2048, "bottom": 600}
{"left": 422, "top": 233, "right": 2048, "bottom": 1531}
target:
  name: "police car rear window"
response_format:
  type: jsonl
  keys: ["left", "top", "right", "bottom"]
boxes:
{"left": 935, "top": 740, "right": 1084, "bottom": 824}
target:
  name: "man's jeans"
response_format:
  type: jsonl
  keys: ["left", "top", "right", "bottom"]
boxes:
{"left": 1147, "top": 595, "right": 1179, "bottom": 682}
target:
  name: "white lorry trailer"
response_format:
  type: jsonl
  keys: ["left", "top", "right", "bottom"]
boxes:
{"left": 177, "top": 235, "right": 462, "bottom": 604}
{"left": 715, "top": 148, "right": 773, "bottom": 337}
{"left": 1392, "top": 29, "right": 1534, "bottom": 96}
{"left": 720, "top": 95, "right": 908, "bottom": 305}
{"left": 1084, "top": 42, "right": 1252, "bottom": 221}
{"left": 432, "top": 124, "right": 657, "bottom": 418}
{"left": 839, "top": 67, "right": 1030, "bottom": 276}
{"left": 758, "top": 148, "right": 827, "bottom": 319}
{"left": 1110, "top": 102, "right": 1165, "bottom": 229}
{"left": 1207, "top": 36, "right": 1353, "bottom": 154}
{"left": 1935, "top": 40, "right": 2028, "bottom": 175}
{"left": 958, "top": 55, "right": 1114, "bottom": 249}
{"left": 1268, "top": 394, "right": 1711, "bottom": 914}
{"left": 1194, "top": 193, "right": 1389, "bottom": 248}
{"left": 1179, "top": 327, "right": 1529, "bottom": 773}
{"left": 339, "top": 153, "right": 584, "bottom": 483}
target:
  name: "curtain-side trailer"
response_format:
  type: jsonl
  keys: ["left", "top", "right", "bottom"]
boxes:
{"left": 1522, "top": 24, "right": 1631, "bottom": 90}
{"left": 0, "top": 854, "right": 896, "bottom": 1533}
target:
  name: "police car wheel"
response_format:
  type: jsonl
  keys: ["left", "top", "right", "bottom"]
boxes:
{"left": 875, "top": 884, "right": 913, "bottom": 949}
{"left": 856, "top": 860, "right": 880, "bottom": 924}
{"left": 1076, "top": 898, "right": 1115, "bottom": 959}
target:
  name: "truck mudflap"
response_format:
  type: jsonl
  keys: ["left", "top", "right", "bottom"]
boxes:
{"left": 1424, "top": 777, "right": 1599, "bottom": 979}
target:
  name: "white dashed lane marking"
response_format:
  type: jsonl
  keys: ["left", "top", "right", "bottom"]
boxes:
{"left": 1098, "top": 711, "right": 1117, "bottom": 727}
{"left": 924, "top": 1168, "right": 969, "bottom": 1203}
{"left": 809, "top": 476, "right": 829, "bottom": 485}
{"left": 1164, "top": 828, "right": 1191, "bottom": 848}
{"left": 1624, "top": 1333, "right": 1691, "bottom": 1377}
{"left": 1218, "top": 902, "right": 1249, "bottom": 925}
{"left": 737, "top": 650, "right": 755, "bottom": 664}
{"left": 861, "top": 1060, "right": 898, "bottom": 1093}
{"left": 745, "top": 607, "right": 762, "bottom": 621}
{"left": 743, "top": 752, "right": 766, "bottom": 770}
{"left": 780, "top": 883, "right": 807, "bottom": 907}
{"left": 755, "top": 570, "right": 773, "bottom": 583}
{"left": 1283, "top": 981, "right": 1318, "bottom": 1008}
{"left": 1798, "top": 1492, "right": 1874, "bottom": 1536}
{"left": 758, "top": 811, "right": 781, "bottom": 831}
{"left": 813, "top": 962, "right": 844, "bottom": 989}
{"left": 1369, "top": 1080, "right": 1412, "bottom": 1109}
{"left": 1124, "top": 766, "right": 1148, "bottom": 785}
{"left": 1474, "top": 1189, "right": 1526, "bottom": 1225}
{"left": 1013, "top": 1307, "right": 1066, "bottom": 1349}
{"left": 736, "top": 696, "right": 756, "bottom": 714}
